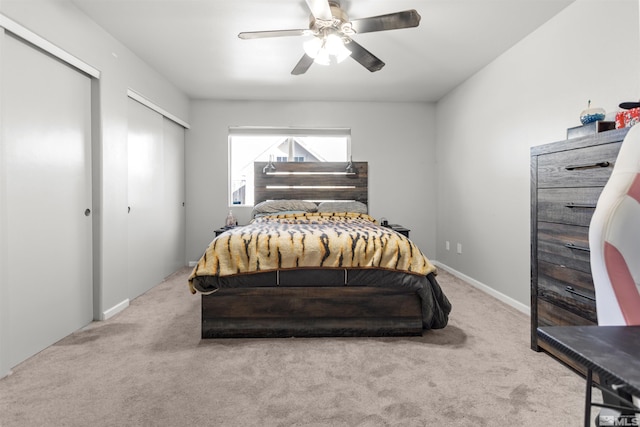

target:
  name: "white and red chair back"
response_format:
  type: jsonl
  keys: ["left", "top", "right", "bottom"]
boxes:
{"left": 589, "top": 124, "right": 640, "bottom": 326}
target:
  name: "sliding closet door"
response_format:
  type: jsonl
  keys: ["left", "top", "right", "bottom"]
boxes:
{"left": 1, "top": 33, "right": 93, "bottom": 368}
{"left": 162, "top": 118, "right": 186, "bottom": 276}
{"left": 127, "top": 98, "right": 185, "bottom": 299}
{"left": 127, "top": 98, "right": 165, "bottom": 299}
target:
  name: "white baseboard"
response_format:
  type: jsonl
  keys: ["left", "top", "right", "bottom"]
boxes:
{"left": 433, "top": 261, "right": 530, "bottom": 316}
{"left": 102, "top": 299, "right": 130, "bottom": 320}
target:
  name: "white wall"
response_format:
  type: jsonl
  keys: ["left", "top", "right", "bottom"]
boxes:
{"left": 185, "top": 100, "right": 437, "bottom": 263}
{"left": 0, "top": 1, "right": 189, "bottom": 321}
{"left": 435, "top": 0, "right": 640, "bottom": 307}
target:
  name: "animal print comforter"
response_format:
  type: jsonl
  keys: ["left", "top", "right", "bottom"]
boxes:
{"left": 188, "top": 212, "right": 436, "bottom": 293}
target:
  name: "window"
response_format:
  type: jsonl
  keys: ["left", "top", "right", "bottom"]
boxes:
{"left": 229, "top": 127, "right": 350, "bottom": 206}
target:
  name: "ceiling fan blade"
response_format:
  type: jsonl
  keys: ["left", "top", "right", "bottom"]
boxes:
{"left": 351, "top": 10, "right": 421, "bottom": 34}
{"left": 291, "top": 54, "right": 315, "bottom": 75}
{"left": 238, "top": 29, "right": 312, "bottom": 40}
{"left": 305, "top": 0, "right": 333, "bottom": 20}
{"left": 345, "top": 39, "right": 385, "bottom": 72}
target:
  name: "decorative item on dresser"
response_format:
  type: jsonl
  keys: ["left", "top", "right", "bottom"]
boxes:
{"left": 530, "top": 127, "right": 630, "bottom": 370}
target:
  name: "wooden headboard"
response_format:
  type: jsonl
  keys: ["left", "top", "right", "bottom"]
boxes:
{"left": 254, "top": 161, "right": 368, "bottom": 205}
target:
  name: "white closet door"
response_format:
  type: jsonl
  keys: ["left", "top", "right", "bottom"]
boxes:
{"left": 1, "top": 33, "right": 93, "bottom": 368}
{"left": 127, "top": 98, "right": 165, "bottom": 299}
{"left": 127, "top": 101, "right": 185, "bottom": 298}
{"left": 162, "top": 118, "right": 186, "bottom": 276}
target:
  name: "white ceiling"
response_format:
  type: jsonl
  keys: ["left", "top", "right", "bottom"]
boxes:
{"left": 70, "top": 0, "right": 575, "bottom": 102}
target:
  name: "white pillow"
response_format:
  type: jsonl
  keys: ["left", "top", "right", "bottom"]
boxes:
{"left": 316, "top": 201, "right": 368, "bottom": 214}
{"left": 252, "top": 200, "right": 317, "bottom": 218}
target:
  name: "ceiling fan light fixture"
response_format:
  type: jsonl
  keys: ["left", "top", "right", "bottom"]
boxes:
{"left": 335, "top": 40, "right": 352, "bottom": 63}
{"left": 303, "top": 36, "right": 323, "bottom": 58}
{"left": 314, "top": 47, "right": 331, "bottom": 65}
{"left": 325, "top": 33, "right": 351, "bottom": 63}
{"left": 304, "top": 33, "right": 351, "bottom": 66}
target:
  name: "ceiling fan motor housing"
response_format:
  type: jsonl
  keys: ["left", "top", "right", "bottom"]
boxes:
{"left": 309, "top": 2, "right": 355, "bottom": 38}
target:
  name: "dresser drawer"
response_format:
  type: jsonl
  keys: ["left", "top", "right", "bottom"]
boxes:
{"left": 537, "top": 298, "right": 597, "bottom": 328}
{"left": 537, "top": 187, "right": 603, "bottom": 226}
{"left": 537, "top": 141, "right": 620, "bottom": 188}
{"left": 537, "top": 222, "right": 590, "bottom": 273}
{"left": 537, "top": 260, "right": 597, "bottom": 322}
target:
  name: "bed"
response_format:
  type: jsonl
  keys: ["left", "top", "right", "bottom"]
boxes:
{"left": 188, "top": 161, "right": 451, "bottom": 338}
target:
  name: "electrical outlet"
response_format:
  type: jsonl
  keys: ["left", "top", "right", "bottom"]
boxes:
{"left": 457, "top": 243, "right": 462, "bottom": 254}
{"left": 445, "top": 241, "right": 450, "bottom": 251}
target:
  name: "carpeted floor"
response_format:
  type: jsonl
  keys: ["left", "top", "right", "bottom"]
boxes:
{"left": 0, "top": 267, "right": 594, "bottom": 426}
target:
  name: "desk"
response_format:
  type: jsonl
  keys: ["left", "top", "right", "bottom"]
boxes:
{"left": 538, "top": 326, "right": 640, "bottom": 427}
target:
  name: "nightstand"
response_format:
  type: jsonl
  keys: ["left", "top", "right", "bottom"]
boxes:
{"left": 384, "top": 224, "right": 410, "bottom": 238}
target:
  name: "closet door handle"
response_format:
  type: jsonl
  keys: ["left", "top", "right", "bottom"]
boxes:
{"left": 565, "top": 161, "right": 610, "bottom": 171}
{"left": 84, "top": 209, "right": 91, "bottom": 216}
{"left": 564, "top": 243, "right": 590, "bottom": 252}
{"left": 565, "top": 286, "right": 596, "bottom": 301}
{"left": 565, "top": 202, "right": 597, "bottom": 209}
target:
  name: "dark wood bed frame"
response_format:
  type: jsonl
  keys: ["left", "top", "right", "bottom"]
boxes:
{"left": 201, "top": 161, "right": 424, "bottom": 338}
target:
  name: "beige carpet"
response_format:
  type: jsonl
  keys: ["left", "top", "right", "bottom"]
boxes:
{"left": 1, "top": 268, "right": 593, "bottom": 426}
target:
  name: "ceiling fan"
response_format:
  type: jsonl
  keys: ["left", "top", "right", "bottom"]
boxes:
{"left": 238, "top": 0, "right": 421, "bottom": 75}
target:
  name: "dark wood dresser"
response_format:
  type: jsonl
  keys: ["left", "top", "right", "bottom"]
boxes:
{"left": 530, "top": 128, "right": 629, "bottom": 365}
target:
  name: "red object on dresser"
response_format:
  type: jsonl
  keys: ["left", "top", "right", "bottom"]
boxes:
{"left": 615, "top": 107, "right": 640, "bottom": 128}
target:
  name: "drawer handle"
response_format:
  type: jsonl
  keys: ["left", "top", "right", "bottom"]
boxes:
{"left": 565, "top": 286, "right": 596, "bottom": 301}
{"left": 564, "top": 202, "right": 597, "bottom": 209}
{"left": 565, "top": 161, "right": 610, "bottom": 171}
{"left": 564, "top": 243, "right": 590, "bottom": 252}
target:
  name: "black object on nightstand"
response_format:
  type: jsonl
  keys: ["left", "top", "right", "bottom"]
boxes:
{"left": 384, "top": 224, "right": 410, "bottom": 238}
{"left": 214, "top": 226, "right": 238, "bottom": 237}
